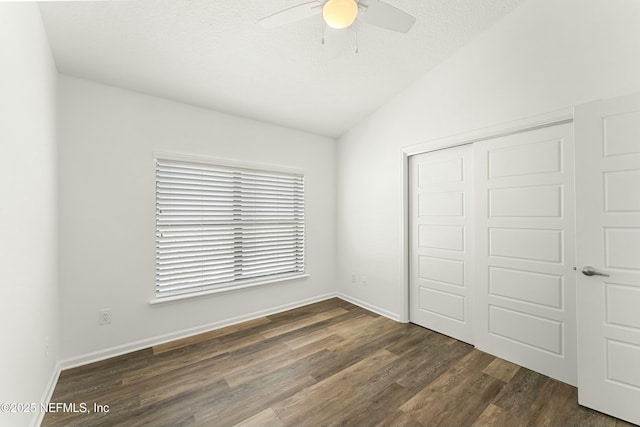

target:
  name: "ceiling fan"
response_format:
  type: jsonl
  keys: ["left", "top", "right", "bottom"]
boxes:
{"left": 259, "top": 0, "right": 416, "bottom": 33}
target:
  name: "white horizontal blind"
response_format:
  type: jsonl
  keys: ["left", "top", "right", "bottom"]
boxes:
{"left": 155, "top": 158, "right": 305, "bottom": 298}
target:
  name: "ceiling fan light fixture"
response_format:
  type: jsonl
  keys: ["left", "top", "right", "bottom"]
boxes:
{"left": 323, "top": 0, "right": 358, "bottom": 29}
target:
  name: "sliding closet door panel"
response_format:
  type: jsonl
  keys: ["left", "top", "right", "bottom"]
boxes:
{"left": 410, "top": 145, "right": 474, "bottom": 344}
{"left": 475, "top": 123, "right": 577, "bottom": 385}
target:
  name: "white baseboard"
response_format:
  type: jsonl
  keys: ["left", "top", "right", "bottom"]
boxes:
{"left": 31, "top": 361, "right": 61, "bottom": 427}
{"left": 59, "top": 292, "right": 338, "bottom": 370}
{"left": 335, "top": 292, "right": 401, "bottom": 322}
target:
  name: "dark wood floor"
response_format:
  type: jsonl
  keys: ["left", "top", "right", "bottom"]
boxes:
{"left": 42, "top": 298, "right": 634, "bottom": 427}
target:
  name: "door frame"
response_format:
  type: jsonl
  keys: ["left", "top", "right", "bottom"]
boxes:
{"left": 399, "top": 108, "right": 574, "bottom": 322}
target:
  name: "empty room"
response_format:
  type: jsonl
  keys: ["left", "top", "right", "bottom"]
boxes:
{"left": 2, "top": 0, "right": 640, "bottom": 426}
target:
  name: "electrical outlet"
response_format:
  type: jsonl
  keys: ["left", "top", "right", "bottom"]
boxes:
{"left": 362, "top": 275, "right": 368, "bottom": 286}
{"left": 99, "top": 309, "right": 112, "bottom": 325}
{"left": 351, "top": 273, "right": 357, "bottom": 283}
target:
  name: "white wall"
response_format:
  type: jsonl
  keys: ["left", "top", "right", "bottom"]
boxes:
{"left": 58, "top": 76, "right": 337, "bottom": 362}
{"left": 0, "top": 4, "right": 59, "bottom": 427}
{"left": 337, "top": 0, "right": 640, "bottom": 317}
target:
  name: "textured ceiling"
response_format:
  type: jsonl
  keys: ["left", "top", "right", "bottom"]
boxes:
{"left": 39, "top": 0, "right": 525, "bottom": 137}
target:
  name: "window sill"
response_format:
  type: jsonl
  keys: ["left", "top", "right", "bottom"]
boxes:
{"left": 149, "top": 273, "right": 310, "bottom": 306}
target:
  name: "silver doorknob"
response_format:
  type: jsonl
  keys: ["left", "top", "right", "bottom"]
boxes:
{"left": 581, "top": 266, "right": 610, "bottom": 277}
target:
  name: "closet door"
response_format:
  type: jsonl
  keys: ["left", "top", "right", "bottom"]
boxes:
{"left": 409, "top": 145, "right": 474, "bottom": 344}
{"left": 575, "top": 93, "right": 640, "bottom": 425}
{"left": 474, "top": 123, "right": 577, "bottom": 385}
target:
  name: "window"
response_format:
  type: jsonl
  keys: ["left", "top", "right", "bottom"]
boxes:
{"left": 155, "top": 157, "right": 305, "bottom": 298}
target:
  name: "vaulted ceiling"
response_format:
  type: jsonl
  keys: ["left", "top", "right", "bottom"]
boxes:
{"left": 39, "top": 0, "right": 525, "bottom": 137}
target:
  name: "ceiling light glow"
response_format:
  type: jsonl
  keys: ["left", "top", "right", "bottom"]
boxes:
{"left": 323, "top": 0, "right": 358, "bottom": 29}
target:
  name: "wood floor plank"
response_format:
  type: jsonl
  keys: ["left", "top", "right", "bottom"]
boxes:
{"left": 272, "top": 349, "right": 399, "bottom": 425}
{"left": 121, "top": 333, "right": 266, "bottom": 385}
{"left": 307, "top": 352, "right": 413, "bottom": 426}
{"left": 331, "top": 382, "right": 415, "bottom": 427}
{"left": 394, "top": 337, "right": 473, "bottom": 392}
{"left": 42, "top": 299, "right": 633, "bottom": 427}
{"left": 483, "top": 357, "right": 521, "bottom": 383}
{"left": 283, "top": 313, "right": 374, "bottom": 349}
{"left": 526, "top": 376, "right": 577, "bottom": 426}
{"left": 152, "top": 316, "right": 272, "bottom": 355}
{"left": 224, "top": 334, "right": 343, "bottom": 388}
{"left": 327, "top": 314, "right": 402, "bottom": 345}
{"left": 262, "top": 308, "right": 372, "bottom": 348}
{"left": 264, "top": 298, "right": 349, "bottom": 323}
{"left": 565, "top": 406, "right": 618, "bottom": 427}
{"left": 471, "top": 403, "right": 527, "bottom": 427}
{"left": 374, "top": 409, "right": 425, "bottom": 427}
{"left": 52, "top": 348, "right": 153, "bottom": 400}
{"left": 193, "top": 371, "right": 318, "bottom": 426}
{"left": 308, "top": 317, "right": 408, "bottom": 382}
{"left": 399, "top": 350, "right": 496, "bottom": 423}
{"left": 436, "top": 373, "right": 505, "bottom": 427}
{"left": 492, "top": 366, "right": 550, "bottom": 418}
{"left": 261, "top": 307, "right": 349, "bottom": 338}
{"left": 96, "top": 384, "right": 218, "bottom": 427}
{"left": 384, "top": 324, "right": 438, "bottom": 356}
{"left": 139, "top": 374, "right": 229, "bottom": 408}
{"left": 232, "top": 408, "right": 284, "bottom": 427}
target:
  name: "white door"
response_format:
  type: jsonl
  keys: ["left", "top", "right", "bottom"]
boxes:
{"left": 410, "top": 144, "right": 474, "bottom": 344}
{"left": 474, "top": 123, "right": 577, "bottom": 385}
{"left": 575, "top": 93, "right": 640, "bottom": 425}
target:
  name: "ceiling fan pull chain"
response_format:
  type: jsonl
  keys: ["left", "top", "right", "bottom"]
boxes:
{"left": 355, "top": 22, "right": 359, "bottom": 53}
{"left": 322, "top": 18, "right": 326, "bottom": 45}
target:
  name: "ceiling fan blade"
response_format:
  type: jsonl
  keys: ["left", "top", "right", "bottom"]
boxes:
{"left": 358, "top": 0, "right": 416, "bottom": 33}
{"left": 258, "top": 1, "right": 323, "bottom": 29}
